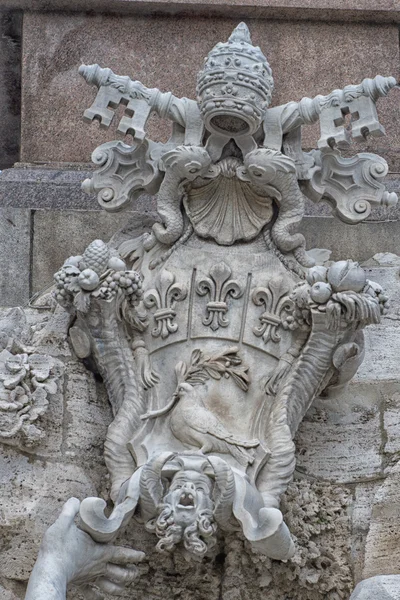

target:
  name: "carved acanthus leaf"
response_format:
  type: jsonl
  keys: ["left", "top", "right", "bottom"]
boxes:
{"left": 0, "top": 350, "right": 63, "bottom": 447}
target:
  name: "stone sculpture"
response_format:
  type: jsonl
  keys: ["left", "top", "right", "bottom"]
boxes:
{"left": 0, "top": 307, "right": 63, "bottom": 448}
{"left": 45, "top": 21, "right": 398, "bottom": 585}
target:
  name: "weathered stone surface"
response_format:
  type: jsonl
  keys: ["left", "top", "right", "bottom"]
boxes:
{"left": 356, "top": 323, "right": 400, "bottom": 383}
{"left": 0, "top": 449, "right": 97, "bottom": 581}
{"left": 20, "top": 13, "right": 400, "bottom": 168}
{"left": 300, "top": 218, "right": 400, "bottom": 263}
{"left": 350, "top": 576, "right": 400, "bottom": 600}
{"left": 383, "top": 390, "right": 400, "bottom": 455}
{"left": 31, "top": 210, "right": 155, "bottom": 294}
{"left": 363, "top": 462, "right": 400, "bottom": 579}
{"left": 0, "top": 285, "right": 397, "bottom": 598}
{"left": 0, "top": 12, "right": 21, "bottom": 170}
{"left": 3, "top": 16, "right": 400, "bottom": 600}
{"left": 295, "top": 382, "right": 384, "bottom": 483}
{"left": 351, "top": 483, "right": 382, "bottom": 584}
{"left": 0, "top": 586, "right": 20, "bottom": 600}
{"left": 0, "top": 166, "right": 95, "bottom": 210}
{"left": 64, "top": 363, "right": 112, "bottom": 463}
{"left": 0, "top": 208, "right": 31, "bottom": 306}
{"left": 363, "top": 252, "right": 400, "bottom": 267}
{"left": 218, "top": 479, "right": 353, "bottom": 600}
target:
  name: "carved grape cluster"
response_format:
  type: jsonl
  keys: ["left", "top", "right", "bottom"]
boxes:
{"left": 54, "top": 265, "right": 81, "bottom": 307}
{"left": 97, "top": 270, "right": 143, "bottom": 305}
{"left": 53, "top": 239, "right": 143, "bottom": 313}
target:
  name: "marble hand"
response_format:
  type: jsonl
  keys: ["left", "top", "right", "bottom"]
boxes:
{"left": 25, "top": 497, "right": 145, "bottom": 600}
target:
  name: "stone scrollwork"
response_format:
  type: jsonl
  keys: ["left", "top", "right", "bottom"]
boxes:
{"left": 302, "top": 149, "right": 398, "bottom": 224}
{"left": 46, "top": 21, "right": 398, "bottom": 580}
{"left": 81, "top": 139, "right": 162, "bottom": 212}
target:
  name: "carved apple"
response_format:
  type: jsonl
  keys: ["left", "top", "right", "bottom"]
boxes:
{"left": 78, "top": 268, "right": 100, "bottom": 291}
{"left": 306, "top": 266, "right": 328, "bottom": 286}
{"left": 310, "top": 282, "right": 332, "bottom": 304}
{"left": 107, "top": 256, "right": 126, "bottom": 271}
{"left": 327, "top": 261, "right": 366, "bottom": 293}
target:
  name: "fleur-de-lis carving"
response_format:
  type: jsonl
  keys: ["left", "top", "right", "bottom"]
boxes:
{"left": 252, "top": 277, "right": 293, "bottom": 343}
{"left": 144, "top": 269, "right": 187, "bottom": 339}
{"left": 196, "top": 262, "right": 243, "bottom": 331}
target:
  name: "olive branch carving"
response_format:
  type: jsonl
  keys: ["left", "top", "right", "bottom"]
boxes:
{"left": 140, "top": 346, "right": 249, "bottom": 420}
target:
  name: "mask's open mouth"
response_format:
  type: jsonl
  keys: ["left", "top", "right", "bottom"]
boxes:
{"left": 178, "top": 491, "right": 196, "bottom": 508}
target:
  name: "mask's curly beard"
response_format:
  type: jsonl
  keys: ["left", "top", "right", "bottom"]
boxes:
{"left": 146, "top": 504, "right": 218, "bottom": 558}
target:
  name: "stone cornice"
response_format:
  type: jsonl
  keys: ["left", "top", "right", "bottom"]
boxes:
{"left": 1, "top": 0, "right": 400, "bottom": 23}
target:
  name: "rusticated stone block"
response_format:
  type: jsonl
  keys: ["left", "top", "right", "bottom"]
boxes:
{"left": 295, "top": 382, "right": 384, "bottom": 483}
{"left": 0, "top": 12, "right": 21, "bottom": 170}
{"left": 64, "top": 362, "right": 112, "bottom": 462}
{"left": 0, "top": 208, "right": 31, "bottom": 306}
{"left": 363, "top": 462, "right": 400, "bottom": 579}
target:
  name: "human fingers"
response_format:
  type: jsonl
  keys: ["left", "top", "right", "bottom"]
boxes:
{"left": 105, "top": 563, "right": 139, "bottom": 585}
{"left": 80, "top": 584, "right": 104, "bottom": 600}
{"left": 57, "top": 497, "right": 81, "bottom": 526}
{"left": 96, "top": 577, "right": 126, "bottom": 596}
{"left": 106, "top": 546, "right": 146, "bottom": 565}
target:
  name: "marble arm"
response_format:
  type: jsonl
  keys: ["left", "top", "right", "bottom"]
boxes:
{"left": 25, "top": 498, "right": 145, "bottom": 600}
{"left": 79, "top": 64, "right": 186, "bottom": 139}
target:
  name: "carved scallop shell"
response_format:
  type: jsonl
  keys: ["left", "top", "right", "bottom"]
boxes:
{"left": 184, "top": 159, "right": 273, "bottom": 245}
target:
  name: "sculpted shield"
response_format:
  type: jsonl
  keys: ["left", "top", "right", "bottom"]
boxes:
{"left": 53, "top": 23, "right": 396, "bottom": 562}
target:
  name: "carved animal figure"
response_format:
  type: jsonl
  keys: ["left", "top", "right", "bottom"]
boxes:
{"left": 170, "top": 382, "right": 259, "bottom": 466}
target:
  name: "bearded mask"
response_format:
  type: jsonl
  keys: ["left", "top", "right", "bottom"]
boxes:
{"left": 145, "top": 469, "right": 218, "bottom": 558}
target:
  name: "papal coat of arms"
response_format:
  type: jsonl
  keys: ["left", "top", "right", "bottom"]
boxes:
{"left": 52, "top": 23, "right": 397, "bottom": 564}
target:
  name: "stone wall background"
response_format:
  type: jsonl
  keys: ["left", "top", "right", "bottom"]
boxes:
{"left": 0, "top": 3, "right": 400, "bottom": 599}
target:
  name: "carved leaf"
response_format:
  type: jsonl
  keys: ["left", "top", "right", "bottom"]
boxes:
{"left": 175, "top": 361, "right": 188, "bottom": 383}
{"left": 191, "top": 349, "right": 203, "bottom": 366}
{"left": 74, "top": 291, "right": 91, "bottom": 314}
